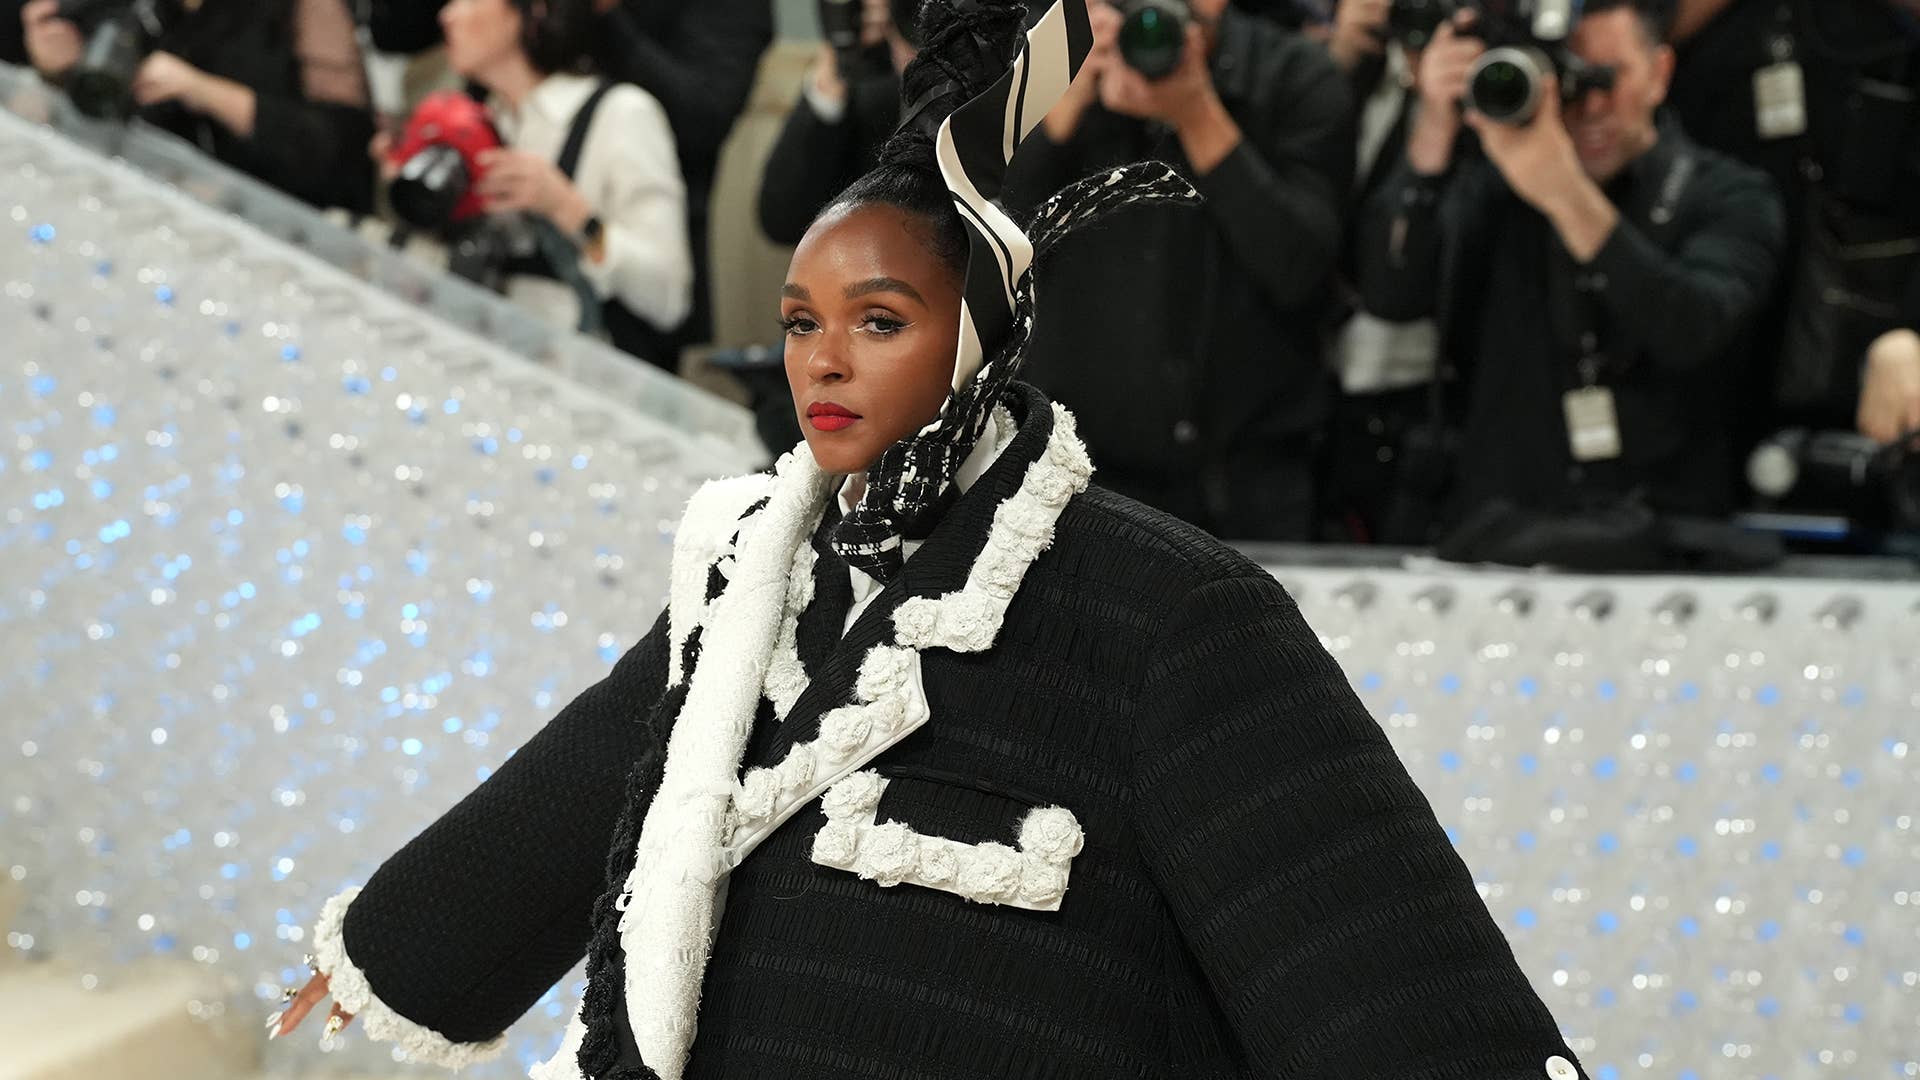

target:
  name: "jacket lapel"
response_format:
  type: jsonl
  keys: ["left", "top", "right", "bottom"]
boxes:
{"left": 755, "top": 393, "right": 1052, "bottom": 769}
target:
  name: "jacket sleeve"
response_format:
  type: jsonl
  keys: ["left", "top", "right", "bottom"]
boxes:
{"left": 756, "top": 87, "right": 859, "bottom": 247}
{"left": 1130, "top": 571, "right": 1590, "bottom": 1080}
{"left": 201, "top": 0, "right": 376, "bottom": 213}
{"left": 1191, "top": 32, "right": 1354, "bottom": 311}
{"left": 591, "top": 0, "right": 773, "bottom": 183}
{"left": 309, "top": 609, "right": 674, "bottom": 1067}
{"left": 1584, "top": 161, "right": 1785, "bottom": 375}
{"left": 574, "top": 86, "right": 693, "bottom": 331}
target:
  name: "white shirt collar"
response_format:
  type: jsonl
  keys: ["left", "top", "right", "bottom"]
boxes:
{"left": 490, "top": 72, "right": 600, "bottom": 143}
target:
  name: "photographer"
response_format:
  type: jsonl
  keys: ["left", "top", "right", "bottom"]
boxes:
{"left": 756, "top": 0, "right": 912, "bottom": 246}
{"left": 1357, "top": 0, "right": 1785, "bottom": 533}
{"left": 20, "top": 0, "right": 375, "bottom": 211}
{"left": 366, "top": 0, "right": 772, "bottom": 352}
{"left": 430, "top": 0, "right": 689, "bottom": 360}
{"left": 1004, "top": 0, "right": 1354, "bottom": 541}
{"left": 1666, "top": 0, "right": 1920, "bottom": 438}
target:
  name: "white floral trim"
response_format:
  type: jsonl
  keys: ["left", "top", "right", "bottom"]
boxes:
{"left": 810, "top": 772, "right": 1084, "bottom": 911}
{"left": 666, "top": 472, "right": 777, "bottom": 686}
{"left": 724, "top": 644, "right": 930, "bottom": 863}
{"left": 893, "top": 403, "right": 1091, "bottom": 653}
{"left": 720, "top": 406, "right": 1090, "bottom": 870}
{"left": 310, "top": 887, "right": 508, "bottom": 1069}
{"left": 761, "top": 538, "right": 819, "bottom": 718}
{"left": 598, "top": 443, "right": 834, "bottom": 1080}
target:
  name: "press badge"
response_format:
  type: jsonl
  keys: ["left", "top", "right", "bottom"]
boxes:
{"left": 1754, "top": 61, "right": 1808, "bottom": 140}
{"left": 1564, "top": 386, "right": 1623, "bottom": 462}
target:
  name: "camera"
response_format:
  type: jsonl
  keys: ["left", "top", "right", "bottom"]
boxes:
{"left": 1111, "top": 0, "right": 1190, "bottom": 80}
{"left": 54, "top": 0, "right": 182, "bottom": 121}
{"left": 385, "top": 91, "right": 503, "bottom": 232}
{"left": 1747, "top": 428, "right": 1920, "bottom": 537}
{"left": 1387, "top": 0, "right": 1615, "bottom": 124}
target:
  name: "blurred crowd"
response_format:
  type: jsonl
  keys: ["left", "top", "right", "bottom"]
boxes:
{"left": 3, "top": 0, "right": 1918, "bottom": 563}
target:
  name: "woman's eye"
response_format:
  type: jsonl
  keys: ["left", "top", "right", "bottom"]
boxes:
{"left": 780, "top": 315, "right": 818, "bottom": 336}
{"left": 858, "top": 316, "right": 909, "bottom": 336}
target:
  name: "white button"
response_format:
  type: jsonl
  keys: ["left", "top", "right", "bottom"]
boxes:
{"left": 1545, "top": 1056, "right": 1578, "bottom": 1080}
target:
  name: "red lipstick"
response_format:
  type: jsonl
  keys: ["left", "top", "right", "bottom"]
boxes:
{"left": 807, "top": 401, "right": 861, "bottom": 432}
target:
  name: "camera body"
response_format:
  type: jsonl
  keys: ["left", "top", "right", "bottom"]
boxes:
{"left": 1748, "top": 428, "right": 1920, "bottom": 536}
{"left": 1388, "top": 0, "right": 1615, "bottom": 124}
{"left": 386, "top": 91, "right": 503, "bottom": 232}
{"left": 1110, "top": 0, "right": 1191, "bottom": 80}
{"left": 55, "top": 0, "right": 182, "bottom": 121}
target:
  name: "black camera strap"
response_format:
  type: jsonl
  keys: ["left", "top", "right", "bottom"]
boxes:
{"left": 555, "top": 80, "right": 617, "bottom": 182}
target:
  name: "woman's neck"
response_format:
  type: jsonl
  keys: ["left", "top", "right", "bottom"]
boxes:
{"left": 476, "top": 56, "right": 545, "bottom": 111}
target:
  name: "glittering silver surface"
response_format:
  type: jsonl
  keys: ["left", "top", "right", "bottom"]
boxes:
{"left": 3, "top": 110, "right": 1918, "bottom": 1080}
{"left": 0, "top": 113, "right": 759, "bottom": 1076}
{"left": 1282, "top": 569, "right": 1920, "bottom": 1080}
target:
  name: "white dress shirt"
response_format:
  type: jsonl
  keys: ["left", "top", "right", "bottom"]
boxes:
{"left": 835, "top": 411, "right": 1015, "bottom": 635}
{"left": 492, "top": 73, "right": 693, "bottom": 334}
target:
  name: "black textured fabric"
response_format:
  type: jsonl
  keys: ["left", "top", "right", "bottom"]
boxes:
{"left": 756, "top": 69, "right": 901, "bottom": 247}
{"left": 338, "top": 609, "right": 671, "bottom": 1045}
{"left": 339, "top": 385, "right": 1590, "bottom": 1080}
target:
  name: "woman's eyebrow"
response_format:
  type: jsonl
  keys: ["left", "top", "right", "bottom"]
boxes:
{"left": 781, "top": 283, "right": 811, "bottom": 300}
{"left": 844, "top": 277, "right": 926, "bottom": 305}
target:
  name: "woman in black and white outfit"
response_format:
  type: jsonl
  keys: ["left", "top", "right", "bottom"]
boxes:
{"left": 437, "top": 0, "right": 690, "bottom": 367}
{"left": 273, "top": 2, "right": 1596, "bottom": 1077}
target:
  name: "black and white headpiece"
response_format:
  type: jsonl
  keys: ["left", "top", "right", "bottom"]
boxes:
{"left": 828, "top": 0, "right": 1199, "bottom": 583}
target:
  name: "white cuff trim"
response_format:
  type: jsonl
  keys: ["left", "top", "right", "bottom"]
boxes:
{"left": 311, "top": 887, "right": 509, "bottom": 1069}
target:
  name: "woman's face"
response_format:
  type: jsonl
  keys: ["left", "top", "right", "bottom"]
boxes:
{"left": 439, "top": 0, "right": 524, "bottom": 79}
{"left": 782, "top": 202, "right": 963, "bottom": 477}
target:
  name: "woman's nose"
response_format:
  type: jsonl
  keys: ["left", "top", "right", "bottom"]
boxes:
{"left": 806, "top": 343, "right": 849, "bottom": 381}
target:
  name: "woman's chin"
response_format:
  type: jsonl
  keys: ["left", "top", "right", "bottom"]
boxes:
{"left": 802, "top": 434, "right": 876, "bottom": 477}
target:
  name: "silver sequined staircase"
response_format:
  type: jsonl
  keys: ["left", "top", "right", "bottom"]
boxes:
{"left": 6, "top": 68, "right": 1920, "bottom": 1080}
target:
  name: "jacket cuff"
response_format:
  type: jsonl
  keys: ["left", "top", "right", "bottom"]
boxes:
{"left": 311, "top": 887, "right": 510, "bottom": 1069}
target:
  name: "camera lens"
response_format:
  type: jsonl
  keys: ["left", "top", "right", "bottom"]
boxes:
{"left": 1118, "top": 0, "right": 1187, "bottom": 80}
{"left": 389, "top": 144, "right": 471, "bottom": 231}
{"left": 1467, "top": 47, "right": 1547, "bottom": 124}
{"left": 67, "top": 17, "right": 147, "bottom": 120}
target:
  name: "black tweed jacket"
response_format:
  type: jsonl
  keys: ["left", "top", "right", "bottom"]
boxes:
{"left": 321, "top": 385, "right": 1591, "bottom": 1080}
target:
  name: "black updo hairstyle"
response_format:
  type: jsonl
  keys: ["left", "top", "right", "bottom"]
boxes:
{"left": 817, "top": 0, "right": 1029, "bottom": 281}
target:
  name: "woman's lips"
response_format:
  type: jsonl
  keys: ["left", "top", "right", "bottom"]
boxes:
{"left": 807, "top": 402, "right": 861, "bottom": 432}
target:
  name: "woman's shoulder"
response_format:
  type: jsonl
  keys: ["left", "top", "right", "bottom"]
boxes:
{"left": 1053, "top": 484, "right": 1277, "bottom": 600}
{"left": 596, "top": 80, "right": 673, "bottom": 130}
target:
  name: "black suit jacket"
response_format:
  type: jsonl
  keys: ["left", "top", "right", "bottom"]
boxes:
{"left": 331, "top": 384, "right": 1594, "bottom": 1079}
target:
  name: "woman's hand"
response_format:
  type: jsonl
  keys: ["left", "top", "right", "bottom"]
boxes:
{"left": 1405, "top": 11, "right": 1482, "bottom": 175}
{"left": 21, "top": 0, "right": 84, "bottom": 82}
{"left": 267, "top": 970, "right": 355, "bottom": 1046}
{"left": 130, "top": 52, "right": 208, "bottom": 109}
{"left": 1858, "top": 328, "right": 1920, "bottom": 445}
{"left": 476, "top": 148, "right": 593, "bottom": 235}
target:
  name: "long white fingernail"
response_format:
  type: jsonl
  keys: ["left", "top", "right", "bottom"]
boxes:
{"left": 264, "top": 1010, "right": 284, "bottom": 1038}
